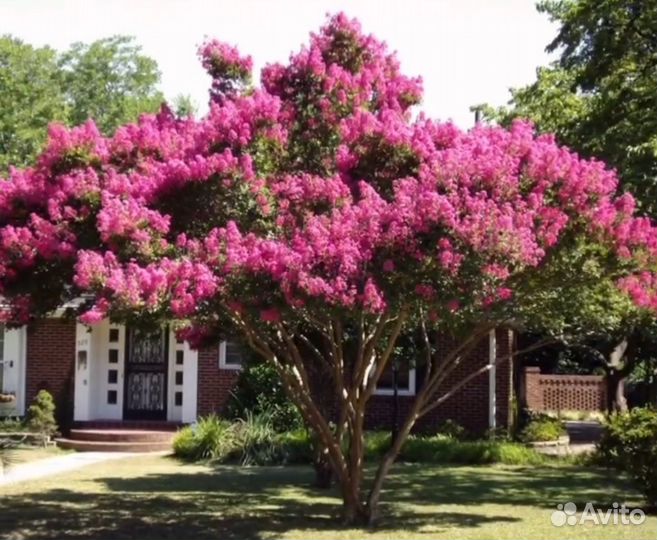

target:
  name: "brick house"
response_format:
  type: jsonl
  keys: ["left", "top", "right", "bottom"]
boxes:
{"left": 0, "top": 317, "right": 515, "bottom": 435}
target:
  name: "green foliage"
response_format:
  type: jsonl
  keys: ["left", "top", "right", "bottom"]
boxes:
{"left": 519, "top": 413, "right": 566, "bottom": 443}
{"left": 58, "top": 36, "right": 163, "bottom": 135}
{"left": 0, "top": 418, "right": 25, "bottom": 433}
{"left": 231, "top": 411, "right": 286, "bottom": 466}
{"left": 0, "top": 36, "right": 66, "bottom": 173}
{"left": 174, "top": 413, "right": 309, "bottom": 465}
{"left": 175, "top": 421, "right": 546, "bottom": 467}
{"left": 483, "top": 0, "right": 657, "bottom": 218}
{"left": 225, "top": 355, "right": 303, "bottom": 432}
{"left": 0, "top": 34, "right": 163, "bottom": 173}
{"left": 172, "top": 414, "right": 232, "bottom": 461}
{"left": 26, "top": 390, "right": 57, "bottom": 439}
{"left": 398, "top": 434, "right": 546, "bottom": 466}
{"left": 598, "top": 407, "right": 657, "bottom": 507}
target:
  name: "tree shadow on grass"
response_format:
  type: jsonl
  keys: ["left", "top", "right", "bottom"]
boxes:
{"left": 0, "top": 461, "right": 524, "bottom": 539}
{"left": 381, "top": 463, "right": 641, "bottom": 510}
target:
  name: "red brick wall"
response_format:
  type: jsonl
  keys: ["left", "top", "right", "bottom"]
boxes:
{"left": 524, "top": 367, "right": 606, "bottom": 411}
{"left": 365, "top": 330, "right": 512, "bottom": 435}
{"left": 195, "top": 332, "right": 513, "bottom": 436}
{"left": 196, "top": 343, "right": 240, "bottom": 416}
{"left": 25, "top": 318, "right": 76, "bottom": 428}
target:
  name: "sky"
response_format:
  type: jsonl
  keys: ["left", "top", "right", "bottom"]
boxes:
{"left": 0, "top": 0, "right": 556, "bottom": 128}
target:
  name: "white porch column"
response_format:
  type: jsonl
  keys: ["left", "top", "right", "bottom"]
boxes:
{"left": 167, "top": 331, "right": 198, "bottom": 423}
{"left": 2, "top": 326, "right": 27, "bottom": 415}
{"left": 74, "top": 320, "right": 126, "bottom": 421}
{"left": 74, "top": 323, "right": 92, "bottom": 421}
{"left": 488, "top": 329, "right": 497, "bottom": 432}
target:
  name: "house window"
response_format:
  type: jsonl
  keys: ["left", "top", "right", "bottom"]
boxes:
{"left": 374, "top": 362, "right": 416, "bottom": 396}
{"left": 176, "top": 350, "right": 184, "bottom": 365}
{"left": 108, "top": 369, "right": 118, "bottom": 384}
{"left": 219, "top": 340, "right": 245, "bottom": 370}
{"left": 174, "top": 391, "right": 183, "bottom": 406}
{"left": 109, "top": 328, "right": 119, "bottom": 343}
{"left": 108, "top": 349, "right": 118, "bottom": 364}
{"left": 107, "top": 390, "right": 117, "bottom": 404}
{"left": 175, "top": 371, "right": 183, "bottom": 385}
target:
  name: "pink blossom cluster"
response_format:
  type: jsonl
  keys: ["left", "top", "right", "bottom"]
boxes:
{"left": 0, "top": 13, "right": 656, "bottom": 334}
{"left": 199, "top": 39, "right": 253, "bottom": 103}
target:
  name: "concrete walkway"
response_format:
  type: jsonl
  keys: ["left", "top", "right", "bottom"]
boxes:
{"left": 0, "top": 451, "right": 139, "bottom": 487}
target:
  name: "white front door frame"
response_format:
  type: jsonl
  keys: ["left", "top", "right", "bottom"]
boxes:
{"left": 2, "top": 326, "right": 27, "bottom": 415}
{"left": 74, "top": 320, "right": 197, "bottom": 423}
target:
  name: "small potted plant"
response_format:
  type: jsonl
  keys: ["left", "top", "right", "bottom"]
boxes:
{"left": 0, "top": 392, "right": 17, "bottom": 416}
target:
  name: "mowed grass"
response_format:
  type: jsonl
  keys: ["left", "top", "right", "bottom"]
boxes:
{"left": 9, "top": 445, "right": 69, "bottom": 464}
{"left": 0, "top": 454, "right": 654, "bottom": 540}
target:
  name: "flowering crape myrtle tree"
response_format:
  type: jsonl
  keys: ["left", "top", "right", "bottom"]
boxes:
{"left": 1, "top": 14, "right": 657, "bottom": 524}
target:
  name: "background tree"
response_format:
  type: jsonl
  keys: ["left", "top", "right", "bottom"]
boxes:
{"left": 0, "top": 14, "right": 656, "bottom": 524}
{"left": 0, "top": 36, "right": 67, "bottom": 174}
{"left": 0, "top": 34, "right": 163, "bottom": 174}
{"left": 59, "top": 36, "right": 163, "bottom": 135}
{"left": 478, "top": 0, "right": 657, "bottom": 410}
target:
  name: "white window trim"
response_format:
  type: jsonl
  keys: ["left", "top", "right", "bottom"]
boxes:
{"left": 374, "top": 367, "right": 416, "bottom": 397}
{"left": 219, "top": 340, "right": 243, "bottom": 370}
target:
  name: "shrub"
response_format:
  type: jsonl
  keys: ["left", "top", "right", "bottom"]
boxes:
{"left": 437, "top": 419, "right": 467, "bottom": 440}
{"left": 173, "top": 414, "right": 234, "bottom": 461}
{"left": 26, "top": 390, "right": 57, "bottom": 441}
{"left": 363, "top": 431, "right": 391, "bottom": 459}
{"left": 598, "top": 407, "right": 657, "bottom": 508}
{"left": 175, "top": 420, "right": 546, "bottom": 467}
{"left": 519, "top": 412, "right": 566, "bottom": 443}
{"left": 174, "top": 413, "right": 311, "bottom": 465}
{"left": 277, "top": 428, "right": 313, "bottom": 464}
{"left": 400, "top": 435, "right": 546, "bottom": 465}
{"left": 225, "top": 356, "right": 302, "bottom": 432}
{"left": 0, "top": 418, "right": 24, "bottom": 433}
{"left": 232, "top": 411, "right": 284, "bottom": 465}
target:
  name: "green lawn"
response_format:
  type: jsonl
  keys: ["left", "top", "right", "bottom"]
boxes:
{"left": 0, "top": 454, "right": 654, "bottom": 539}
{"left": 9, "top": 445, "right": 68, "bottom": 464}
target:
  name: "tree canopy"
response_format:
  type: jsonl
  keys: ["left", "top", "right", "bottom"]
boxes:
{"left": 482, "top": 0, "right": 657, "bottom": 218}
{"left": 0, "top": 34, "right": 163, "bottom": 173}
{"left": 1, "top": 13, "right": 656, "bottom": 523}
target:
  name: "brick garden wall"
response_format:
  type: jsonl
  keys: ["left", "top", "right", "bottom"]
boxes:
{"left": 524, "top": 366, "right": 607, "bottom": 411}
{"left": 25, "top": 318, "right": 76, "bottom": 429}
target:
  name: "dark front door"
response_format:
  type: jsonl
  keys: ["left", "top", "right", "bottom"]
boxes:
{"left": 124, "top": 328, "right": 168, "bottom": 420}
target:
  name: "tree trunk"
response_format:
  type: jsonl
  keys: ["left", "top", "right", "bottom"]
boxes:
{"left": 605, "top": 338, "right": 631, "bottom": 413}
{"left": 312, "top": 442, "right": 333, "bottom": 489}
{"left": 606, "top": 369, "right": 629, "bottom": 413}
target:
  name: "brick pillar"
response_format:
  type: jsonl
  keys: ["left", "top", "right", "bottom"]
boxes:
{"left": 524, "top": 366, "right": 543, "bottom": 410}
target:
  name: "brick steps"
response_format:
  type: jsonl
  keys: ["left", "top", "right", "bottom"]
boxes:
{"left": 56, "top": 427, "right": 176, "bottom": 452}
{"left": 74, "top": 420, "right": 181, "bottom": 431}
{"left": 56, "top": 437, "right": 172, "bottom": 453}
{"left": 69, "top": 429, "right": 175, "bottom": 443}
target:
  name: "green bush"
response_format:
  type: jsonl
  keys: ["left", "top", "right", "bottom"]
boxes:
{"left": 26, "top": 389, "right": 58, "bottom": 440}
{"left": 232, "top": 411, "right": 285, "bottom": 465}
{"left": 0, "top": 418, "right": 24, "bottom": 433}
{"left": 598, "top": 407, "right": 657, "bottom": 508}
{"left": 225, "top": 355, "right": 302, "bottom": 432}
{"left": 276, "top": 428, "right": 313, "bottom": 464}
{"left": 519, "top": 413, "right": 566, "bottom": 443}
{"left": 400, "top": 435, "right": 546, "bottom": 465}
{"left": 174, "top": 413, "right": 312, "bottom": 465}
{"left": 173, "top": 415, "right": 234, "bottom": 461}
{"left": 437, "top": 419, "right": 468, "bottom": 440}
{"left": 175, "top": 419, "right": 546, "bottom": 467}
